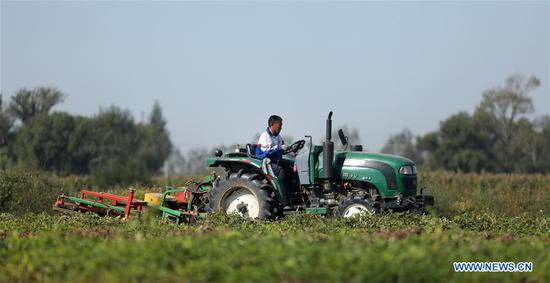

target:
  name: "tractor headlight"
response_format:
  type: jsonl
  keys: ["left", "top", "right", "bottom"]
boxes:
{"left": 399, "top": 165, "right": 417, "bottom": 175}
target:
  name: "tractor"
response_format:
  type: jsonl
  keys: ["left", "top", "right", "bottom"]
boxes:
{"left": 206, "top": 111, "right": 434, "bottom": 219}
{"left": 53, "top": 111, "right": 433, "bottom": 221}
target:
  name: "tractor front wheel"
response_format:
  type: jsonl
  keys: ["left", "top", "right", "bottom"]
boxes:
{"left": 337, "top": 197, "right": 380, "bottom": 218}
{"left": 208, "top": 171, "right": 277, "bottom": 219}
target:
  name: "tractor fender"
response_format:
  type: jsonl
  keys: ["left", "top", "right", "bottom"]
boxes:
{"left": 208, "top": 159, "right": 264, "bottom": 175}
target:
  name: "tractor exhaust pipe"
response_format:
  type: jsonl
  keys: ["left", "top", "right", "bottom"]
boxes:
{"left": 323, "top": 111, "right": 334, "bottom": 179}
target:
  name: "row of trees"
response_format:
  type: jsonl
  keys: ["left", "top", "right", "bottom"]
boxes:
{"left": 2, "top": 73, "right": 546, "bottom": 185}
{"left": 0, "top": 87, "right": 172, "bottom": 186}
{"left": 382, "top": 74, "right": 550, "bottom": 173}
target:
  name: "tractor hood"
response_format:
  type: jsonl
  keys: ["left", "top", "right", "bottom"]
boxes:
{"left": 337, "top": 151, "right": 418, "bottom": 196}
{"left": 339, "top": 151, "right": 415, "bottom": 169}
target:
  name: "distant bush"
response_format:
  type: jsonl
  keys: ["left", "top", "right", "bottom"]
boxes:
{"left": 0, "top": 169, "right": 89, "bottom": 214}
{"left": 0, "top": 170, "right": 548, "bottom": 217}
{"left": 0, "top": 169, "right": 195, "bottom": 215}
{"left": 420, "top": 171, "right": 550, "bottom": 217}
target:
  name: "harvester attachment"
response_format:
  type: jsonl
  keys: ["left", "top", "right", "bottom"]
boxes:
{"left": 52, "top": 189, "right": 146, "bottom": 219}
{"left": 52, "top": 181, "right": 213, "bottom": 223}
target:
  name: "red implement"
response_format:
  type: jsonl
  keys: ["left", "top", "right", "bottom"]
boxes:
{"left": 54, "top": 189, "right": 147, "bottom": 219}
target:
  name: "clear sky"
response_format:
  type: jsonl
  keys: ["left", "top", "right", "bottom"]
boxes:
{"left": 1, "top": 1, "right": 549, "bottom": 153}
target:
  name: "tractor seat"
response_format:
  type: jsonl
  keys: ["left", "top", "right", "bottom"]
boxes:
{"left": 246, "top": 143, "right": 257, "bottom": 157}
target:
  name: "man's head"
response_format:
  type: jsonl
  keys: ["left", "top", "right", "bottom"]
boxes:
{"left": 268, "top": 115, "right": 283, "bottom": 136}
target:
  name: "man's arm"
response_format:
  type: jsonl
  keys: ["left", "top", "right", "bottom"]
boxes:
{"left": 279, "top": 136, "right": 287, "bottom": 150}
{"left": 256, "top": 132, "right": 284, "bottom": 158}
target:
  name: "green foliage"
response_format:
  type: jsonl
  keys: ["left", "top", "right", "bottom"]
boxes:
{"left": 14, "top": 113, "right": 80, "bottom": 172}
{"left": 0, "top": 211, "right": 547, "bottom": 283}
{"left": 136, "top": 102, "right": 172, "bottom": 175}
{"left": 0, "top": 94, "right": 13, "bottom": 146}
{"left": 0, "top": 171, "right": 548, "bottom": 282}
{"left": 2, "top": 87, "right": 173, "bottom": 186}
{"left": 530, "top": 115, "right": 550, "bottom": 171}
{"left": 0, "top": 169, "right": 82, "bottom": 214}
{"left": 8, "top": 87, "right": 65, "bottom": 123}
{"left": 85, "top": 104, "right": 172, "bottom": 186}
{"left": 0, "top": 170, "right": 548, "bottom": 217}
{"left": 0, "top": 169, "right": 205, "bottom": 215}
{"left": 419, "top": 171, "right": 550, "bottom": 218}
{"left": 421, "top": 112, "right": 495, "bottom": 172}
{"left": 92, "top": 104, "right": 172, "bottom": 186}
{"left": 87, "top": 106, "right": 149, "bottom": 186}
{"left": 390, "top": 74, "right": 549, "bottom": 173}
{"left": 0, "top": 95, "right": 14, "bottom": 169}
{"left": 473, "top": 75, "right": 538, "bottom": 172}
{"left": 0, "top": 148, "right": 10, "bottom": 170}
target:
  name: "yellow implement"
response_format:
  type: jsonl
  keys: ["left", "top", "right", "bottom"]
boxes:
{"left": 144, "top": 193, "right": 163, "bottom": 206}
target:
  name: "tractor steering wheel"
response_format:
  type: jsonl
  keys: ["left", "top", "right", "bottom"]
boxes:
{"left": 284, "top": 140, "right": 306, "bottom": 155}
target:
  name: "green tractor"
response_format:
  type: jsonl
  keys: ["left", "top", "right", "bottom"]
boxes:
{"left": 206, "top": 111, "right": 434, "bottom": 219}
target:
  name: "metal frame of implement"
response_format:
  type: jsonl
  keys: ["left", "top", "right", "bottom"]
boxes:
{"left": 52, "top": 182, "right": 212, "bottom": 223}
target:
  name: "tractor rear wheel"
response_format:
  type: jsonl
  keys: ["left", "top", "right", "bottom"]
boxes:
{"left": 208, "top": 171, "right": 277, "bottom": 219}
{"left": 337, "top": 197, "right": 380, "bottom": 218}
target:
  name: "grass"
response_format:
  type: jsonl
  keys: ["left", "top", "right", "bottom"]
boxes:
{"left": 0, "top": 212, "right": 548, "bottom": 283}
{"left": 0, "top": 170, "right": 548, "bottom": 282}
{"left": 422, "top": 171, "right": 550, "bottom": 217}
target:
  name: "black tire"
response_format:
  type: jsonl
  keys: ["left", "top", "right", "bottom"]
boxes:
{"left": 337, "top": 197, "right": 380, "bottom": 218}
{"left": 207, "top": 170, "right": 277, "bottom": 219}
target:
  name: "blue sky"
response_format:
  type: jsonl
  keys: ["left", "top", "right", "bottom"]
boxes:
{"left": 1, "top": 1, "right": 549, "bottom": 152}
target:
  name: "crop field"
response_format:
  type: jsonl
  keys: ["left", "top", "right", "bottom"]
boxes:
{"left": 0, "top": 170, "right": 549, "bottom": 283}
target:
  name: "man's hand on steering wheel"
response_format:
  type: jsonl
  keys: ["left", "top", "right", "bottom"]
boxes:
{"left": 283, "top": 140, "right": 306, "bottom": 154}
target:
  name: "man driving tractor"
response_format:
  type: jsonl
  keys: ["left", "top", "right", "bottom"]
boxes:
{"left": 256, "top": 115, "right": 289, "bottom": 185}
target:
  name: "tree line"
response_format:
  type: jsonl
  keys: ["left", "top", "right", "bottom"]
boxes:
{"left": 382, "top": 74, "right": 550, "bottom": 173}
{"left": 2, "top": 74, "right": 547, "bottom": 184}
{"left": 0, "top": 87, "right": 172, "bottom": 186}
